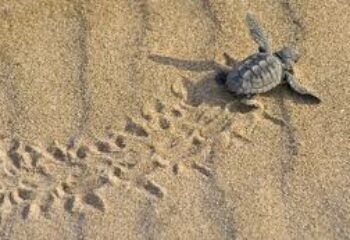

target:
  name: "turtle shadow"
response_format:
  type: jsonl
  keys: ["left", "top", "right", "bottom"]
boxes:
{"left": 149, "top": 53, "right": 253, "bottom": 113}
{"left": 148, "top": 53, "right": 320, "bottom": 111}
{"left": 148, "top": 54, "right": 229, "bottom": 73}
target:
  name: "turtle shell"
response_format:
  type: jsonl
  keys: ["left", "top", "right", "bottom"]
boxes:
{"left": 225, "top": 52, "right": 283, "bottom": 95}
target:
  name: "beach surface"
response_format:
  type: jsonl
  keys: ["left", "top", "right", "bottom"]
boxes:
{"left": 0, "top": 0, "right": 349, "bottom": 239}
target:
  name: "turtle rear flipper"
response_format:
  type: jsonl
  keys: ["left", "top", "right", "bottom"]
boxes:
{"left": 245, "top": 13, "right": 270, "bottom": 53}
{"left": 285, "top": 72, "right": 321, "bottom": 103}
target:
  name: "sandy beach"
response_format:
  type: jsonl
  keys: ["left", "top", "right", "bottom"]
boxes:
{"left": 0, "top": 0, "right": 349, "bottom": 239}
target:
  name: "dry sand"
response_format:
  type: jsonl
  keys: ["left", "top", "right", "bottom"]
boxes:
{"left": 0, "top": 0, "right": 349, "bottom": 239}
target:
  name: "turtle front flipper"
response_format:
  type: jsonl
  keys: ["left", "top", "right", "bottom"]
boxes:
{"left": 245, "top": 13, "right": 270, "bottom": 53}
{"left": 285, "top": 72, "right": 321, "bottom": 103}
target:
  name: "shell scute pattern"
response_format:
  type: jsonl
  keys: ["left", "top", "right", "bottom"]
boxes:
{"left": 227, "top": 53, "right": 283, "bottom": 95}
{"left": 258, "top": 60, "right": 269, "bottom": 82}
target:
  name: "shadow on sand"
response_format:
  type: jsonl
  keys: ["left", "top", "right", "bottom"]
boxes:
{"left": 148, "top": 53, "right": 321, "bottom": 113}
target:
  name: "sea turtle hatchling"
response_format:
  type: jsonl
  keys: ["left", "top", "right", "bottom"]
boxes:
{"left": 222, "top": 13, "right": 320, "bottom": 108}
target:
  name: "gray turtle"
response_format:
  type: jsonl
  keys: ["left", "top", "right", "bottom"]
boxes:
{"left": 223, "top": 13, "right": 320, "bottom": 107}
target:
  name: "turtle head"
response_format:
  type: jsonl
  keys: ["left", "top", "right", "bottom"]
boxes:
{"left": 275, "top": 47, "right": 301, "bottom": 71}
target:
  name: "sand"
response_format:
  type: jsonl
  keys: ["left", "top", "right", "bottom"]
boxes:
{"left": 0, "top": 0, "right": 349, "bottom": 239}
